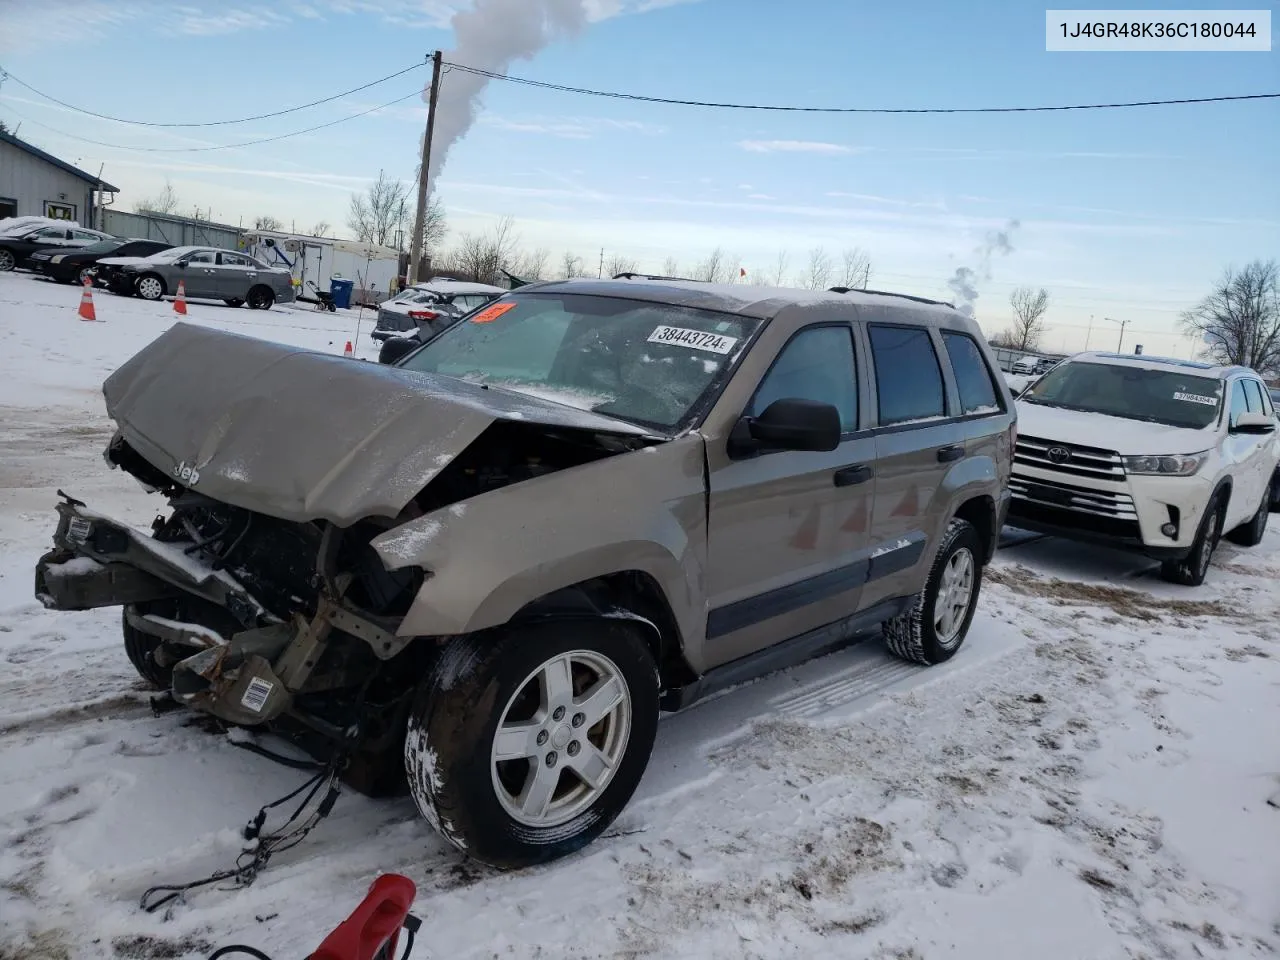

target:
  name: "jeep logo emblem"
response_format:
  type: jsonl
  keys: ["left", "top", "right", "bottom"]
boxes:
{"left": 172, "top": 460, "right": 201, "bottom": 486}
{"left": 1047, "top": 446, "right": 1072, "bottom": 465}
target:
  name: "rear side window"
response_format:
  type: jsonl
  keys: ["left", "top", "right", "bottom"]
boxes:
{"left": 942, "top": 332, "right": 1002, "bottom": 415}
{"left": 868, "top": 325, "right": 946, "bottom": 425}
{"left": 749, "top": 325, "right": 858, "bottom": 432}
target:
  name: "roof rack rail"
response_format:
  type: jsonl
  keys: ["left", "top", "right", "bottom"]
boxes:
{"left": 612, "top": 272, "right": 705, "bottom": 283}
{"left": 828, "top": 286, "right": 954, "bottom": 308}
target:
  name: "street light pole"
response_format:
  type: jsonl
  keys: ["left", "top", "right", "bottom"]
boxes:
{"left": 1106, "top": 317, "right": 1131, "bottom": 353}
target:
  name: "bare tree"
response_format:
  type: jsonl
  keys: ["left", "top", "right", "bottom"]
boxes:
{"left": 134, "top": 179, "right": 180, "bottom": 215}
{"left": 447, "top": 215, "right": 520, "bottom": 285}
{"left": 801, "top": 247, "right": 833, "bottom": 290}
{"left": 724, "top": 254, "right": 744, "bottom": 285}
{"left": 604, "top": 252, "right": 638, "bottom": 278}
{"left": 347, "top": 170, "right": 438, "bottom": 249}
{"left": 661, "top": 256, "right": 681, "bottom": 277}
{"left": 560, "top": 251, "right": 584, "bottom": 279}
{"left": 512, "top": 247, "right": 551, "bottom": 280}
{"left": 839, "top": 247, "right": 873, "bottom": 290}
{"left": 1181, "top": 259, "right": 1280, "bottom": 374}
{"left": 253, "top": 215, "right": 284, "bottom": 231}
{"left": 695, "top": 247, "right": 727, "bottom": 284}
{"left": 1006, "top": 287, "right": 1051, "bottom": 351}
{"left": 770, "top": 250, "right": 789, "bottom": 287}
{"left": 311, "top": 221, "right": 331, "bottom": 238}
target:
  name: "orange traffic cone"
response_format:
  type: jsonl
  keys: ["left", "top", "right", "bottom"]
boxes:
{"left": 343, "top": 340, "right": 353, "bottom": 357}
{"left": 173, "top": 280, "right": 188, "bottom": 315}
{"left": 78, "top": 276, "right": 97, "bottom": 321}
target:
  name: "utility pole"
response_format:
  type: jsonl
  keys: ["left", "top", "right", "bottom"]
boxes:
{"left": 1084, "top": 315, "right": 1093, "bottom": 350}
{"left": 409, "top": 51, "right": 443, "bottom": 285}
{"left": 1106, "top": 317, "right": 1130, "bottom": 352}
{"left": 598, "top": 247, "right": 604, "bottom": 278}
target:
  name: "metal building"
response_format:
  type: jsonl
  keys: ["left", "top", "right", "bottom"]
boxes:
{"left": 0, "top": 130, "right": 118, "bottom": 227}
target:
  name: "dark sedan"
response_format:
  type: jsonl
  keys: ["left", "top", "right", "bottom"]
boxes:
{"left": 0, "top": 223, "right": 115, "bottom": 272}
{"left": 29, "top": 238, "right": 172, "bottom": 285}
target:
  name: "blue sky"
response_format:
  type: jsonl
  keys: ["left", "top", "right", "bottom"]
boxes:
{"left": 1, "top": 0, "right": 1276, "bottom": 354}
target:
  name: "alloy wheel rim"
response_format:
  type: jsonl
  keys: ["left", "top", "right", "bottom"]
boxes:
{"left": 935, "top": 547, "right": 975, "bottom": 647}
{"left": 139, "top": 277, "right": 161, "bottom": 299}
{"left": 0, "top": 250, "right": 14, "bottom": 271}
{"left": 490, "top": 649, "right": 632, "bottom": 828}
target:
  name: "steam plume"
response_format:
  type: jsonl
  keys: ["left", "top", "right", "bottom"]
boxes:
{"left": 947, "top": 219, "right": 1020, "bottom": 317}
{"left": 425, "top": 0, "right": 589, "bottom": 193}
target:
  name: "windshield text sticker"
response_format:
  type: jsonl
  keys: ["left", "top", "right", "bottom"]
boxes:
{"left": 469, "top": 301, "right": 517, "bottom": 324}
{"left": 1173, "top": 391, "right": 1218, "bottom": 406}
{"left": 647, "top": 325, "right": 739, "bottom": 354}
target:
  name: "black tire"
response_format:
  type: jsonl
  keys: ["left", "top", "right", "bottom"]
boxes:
{"left": 246, "top": 286, "right": 274, "bottom": 310}
{"left": 883, "top": 518, "right": 983, "bottom": 666}
{"left": 136, "top": 273, "right": 166, "bottom": 301}
{"left": 326, "top": 301, "right": 337, "bottom": 312}
{"left": 122, "top": 606, "right": 173, "bottom": 689}
{"left": 1160, "top": 489, "right": 1226, "bottom": 586}
{"left": 77, "top": 266, "right": 94, "bottom": 286}
{"left": 223, "top": 297, "right": 244, "bottom": 308}
{"left": 1269, "top": 470, "right": 1280, "bottom": 514}
{"left": 404, "top": 618, "right": 659, "bottom": 869}
{"left": 0, "top": 249, "right": 15, "bottom": 272}
{"left": 1226, "top": 482, "right": 1270, "bottom": 547}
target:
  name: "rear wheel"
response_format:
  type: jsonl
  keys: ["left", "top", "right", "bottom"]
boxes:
{"left": 883, "top": 518, "right": 983, "bottom": 666}
{"left": 404, "top": 618, "right": 659, "bottom": 869}
{"left": 136, "top": 273, "right": 165, "bottom": 301}
{"left": 246, "top": 286, "right": 274, "bottom": 310}
{"left": 1160, "top": 490, "right": 1225, "bottom": 585}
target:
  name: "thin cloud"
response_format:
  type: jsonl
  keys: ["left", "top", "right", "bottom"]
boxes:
{"left": 479, "top": 114, "right": 665, "bottom": 139}
{"left": 739, "top": 139, "right": 855, "bottom": 155}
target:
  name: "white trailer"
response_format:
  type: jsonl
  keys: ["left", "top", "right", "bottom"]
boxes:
{"left": 241, "top": 231, "right": 401, "bottom": 307}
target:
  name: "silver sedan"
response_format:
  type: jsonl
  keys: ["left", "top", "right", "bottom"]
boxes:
{"left": 108, "top": 246, "right": 296, "bottom": 309}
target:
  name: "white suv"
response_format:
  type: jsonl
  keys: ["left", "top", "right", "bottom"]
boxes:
{"left": 1007, "top": 352, "right": 1279, "bottom": 585}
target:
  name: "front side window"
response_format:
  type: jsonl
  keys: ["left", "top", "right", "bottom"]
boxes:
{"left": 400, "top": 293, "right": 760, "bottom": 430}
{"left": 1025, "top": 361, "right": 1224, "bottom": 430}
{"left": 749, "top": 325, "right": 858, "bottom": 432}
{"left": 868, "top": 324, "right": 946, "bottom": 425}
{"left": 185, "top": 251, "right": 216, "bottom": 265}
{"left": 1242, "top": 379, "right": 1266, "bottom": 415}
{"left": 942, "top": 331, "right": 1002, "bottom": 415}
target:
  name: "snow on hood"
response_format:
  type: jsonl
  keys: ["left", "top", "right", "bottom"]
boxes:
{"left": 96, "top": 256, "right": 151, "bottom": 267}
{"left": 1015, "top": 400, "right": 1217, "bottom": 455}
{"left": 101, "top": 323, "right": 653, "bottom": 525}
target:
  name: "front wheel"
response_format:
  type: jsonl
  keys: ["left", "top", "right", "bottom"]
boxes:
{"left": 77, "top": 267, "right": 94, "bottom": 286}
{"left": 1160, "top": 490, "right": 1225, "bottom": 586}
{"left": 136, "top": 273, "right": 165, "bottom": 301}
{"left": 883, "top": 518, "right": 983, "bottom": 665}
{"left": 0, "top": 249, "right": 15, "bottom": 272}
{"left": 404, "top": 619, "right": 659, "bottom": 869}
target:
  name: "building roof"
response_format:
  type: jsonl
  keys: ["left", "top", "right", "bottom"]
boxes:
{"left": 0, "top": 130, "right": 120, "bottom": 192}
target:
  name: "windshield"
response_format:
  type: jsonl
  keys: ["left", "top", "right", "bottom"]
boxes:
{"left": 145, "top": 247, "right": 202, "bottom": 263}
{"left": 78, "top": 239, "right": 128, "bottom": 255}
{"left": 1022, "top": 361, "right": 1223, "bottom": 429}
{"left": 398, "top": 292, "right": 761, "bottom": 430}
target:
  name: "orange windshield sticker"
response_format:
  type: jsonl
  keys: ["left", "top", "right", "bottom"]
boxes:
{"left": 470, "top": 301, "right": 517, "bottom": 324}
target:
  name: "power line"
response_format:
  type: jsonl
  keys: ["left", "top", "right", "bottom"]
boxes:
{"left": 0, "top": 89, "right": 422, "bottom": 153}
{"left": 0, "top": 61, "right": 425, "bottom": 127}
{"left": 443, "top": 61, "right": 1279, "bottom": 114}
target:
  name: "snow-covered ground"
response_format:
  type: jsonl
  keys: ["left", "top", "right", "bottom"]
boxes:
{"left": 1, "top": 270, "right": 1277, "bottom": 960}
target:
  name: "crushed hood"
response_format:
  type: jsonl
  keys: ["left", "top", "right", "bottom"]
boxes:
{"left": 1015, "top": 400, "right": 1217, "bottom": 455}
{"left": 102, "top": 323, "right": 653, "bottom": 525}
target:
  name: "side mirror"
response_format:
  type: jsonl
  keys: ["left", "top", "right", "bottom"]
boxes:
{"left": 1232, "top": 411, "right": 1277, "bottom": 434}
{"left": 175, "top": 260, "right": 188, "bottom": 268}
{"left": 379, "top": 336, "right": 420, "bottom": 365}
{"left": 741, "top": 398, "right": 842, "bottom": 453}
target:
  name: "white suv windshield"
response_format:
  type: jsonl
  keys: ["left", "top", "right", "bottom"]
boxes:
{"left": 399, "top": 293, "right": 761, "bottom": 430}
{"left": 1023, "top": 361, "right": 1223, "bottom": 429}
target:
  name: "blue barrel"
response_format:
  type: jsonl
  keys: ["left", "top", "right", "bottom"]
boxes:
{"left": 329, "top": 277, "right": 354, "bottom": 310}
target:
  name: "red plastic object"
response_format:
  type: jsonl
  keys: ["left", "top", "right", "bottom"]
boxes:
{"left": 308, "top": 874, "right": 417, "bottom": 960}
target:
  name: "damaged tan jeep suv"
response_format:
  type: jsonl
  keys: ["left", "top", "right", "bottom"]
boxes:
{"left": 35, "top": 277, "right": 1014, "bottom": 868}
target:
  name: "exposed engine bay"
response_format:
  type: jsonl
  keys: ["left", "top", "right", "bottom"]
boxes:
{"left": 35, "top": 416, "right": 656, "bottom": 794}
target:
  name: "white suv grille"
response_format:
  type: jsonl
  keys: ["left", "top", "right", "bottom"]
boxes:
{"left": 1014, "top": 434, "right": 1125, "bottom": 482}
{"left": 1009, "top": 475, "right": 1138, "bottom": 521}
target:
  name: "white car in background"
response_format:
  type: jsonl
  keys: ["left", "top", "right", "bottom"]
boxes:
{"left": 371, "top": 279, "right": 506, "bottom": 341}
{"left": 1008, "top": 352, "right": 1280, "bottom": 585}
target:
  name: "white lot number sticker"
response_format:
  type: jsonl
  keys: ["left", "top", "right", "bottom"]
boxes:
{"left": 647, "top": 325, "right": 738, "bottom": 355}
{"left": 240, "top": 677, "right": 275, "bottom": 713}
{"left": 1173, "top": 391, "right": 1218, "bottom": 406}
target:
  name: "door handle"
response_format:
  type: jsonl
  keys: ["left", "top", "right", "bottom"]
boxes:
{"left": 833, "top": 464, "right": 873, "bottom": 487}
{"left": 937, "top": 444, "right": 965, "bottom": 463}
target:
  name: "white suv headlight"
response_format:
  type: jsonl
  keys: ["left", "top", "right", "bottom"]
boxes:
{"left": 1122, "top": 451, "right": 1209, "bottom": 476}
